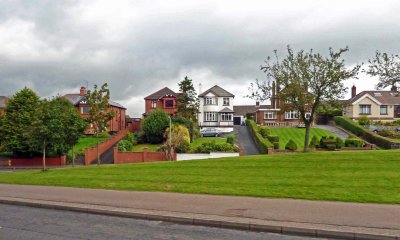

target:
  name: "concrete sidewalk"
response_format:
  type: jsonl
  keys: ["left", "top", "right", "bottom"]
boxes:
{"left": 0, "top": 184, "right": 399, "bottom": 239}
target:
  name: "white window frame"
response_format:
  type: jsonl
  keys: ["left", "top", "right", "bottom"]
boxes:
{"left": 221, "top": 113, "right": 232, "bottom": 121}
{"left": 285, "top": 111, "right": 298, "bottom": 119}
{"left": 81, "top": 106, "right": 90, "bottom": 114}
{"left": 264, "top": 111, "right": 276, "bottom": 119}
{"left": 380, "top": 105, "right": 388, "bottom": 115}
{"left": 359, "top": 105, "right": 371, "bottom": 115}
{"left": 223, "top": 98, "right": 230, "bottom": 106}
{"left": 204, "top": 97, "right": 217, "bottom": 105}
{"left": 151, "top": 100, "right": 157, "bottom": 109}
{"left": 204, "top": 112, "right": 217, "bottom": 122}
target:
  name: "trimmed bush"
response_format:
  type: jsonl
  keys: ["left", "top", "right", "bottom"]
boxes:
{"left": 334, "top": 116, "right": 397, "bottom": 149}
{"left": 319, "top": 136, "right": 337, "bottom": 149}
{"left": 273, "top": 142, "right": 280, "bottom": 150}
{"left": 226, "top": 134, "right": 237, "bottom": 145}
{"left": 193, "top": 141, "right": 238, "bottom": 153}
{"left": 117, "top": 140, "right": 133, "bottom": 152}
{"left": 285, "top": 139, "right": 298, "bottom": 151}
{"left": 259, "top": 127, "right": 271, "bottom": 138}
{"left": 309, "top": 136, "right": 319, "bottom": 149}
{"left": 335, "top": 137, "right": 344, "bottom": 149}
{"left": 358, "top": 115, "right": 370, "bottom": 126}
{"left": 176, "top": 141, "right": 190, "bottom": 153}
{"left": 246, "top": 120, "right": 274, "bottom": 154}
{"left": 345, "top": 138, "right": 364, "bottom": 147}
{"left": 267, "top": 135, "right": 279, "bottom": 143}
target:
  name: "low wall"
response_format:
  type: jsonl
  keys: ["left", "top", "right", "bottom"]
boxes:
{"left": 84, "top": 128, "right": 130, "bottom": 165}
{"left": 114, "top": 147, "right": 176, "bottom": 164}
{"left": 177, "top": 152, "right": 240, "bottom": 161}
{"left": 8, "top": 156, "right": 66, "bottom": 166}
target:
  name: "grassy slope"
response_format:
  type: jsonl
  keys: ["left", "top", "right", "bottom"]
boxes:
{"left": 70, "top": 136, "right": 109, "bottom": 155}
{"left": 0, "top": 150, "right": 399, "bottom": 203}
{"left": 271, "top": 128, "right": 337, "bottom": 150}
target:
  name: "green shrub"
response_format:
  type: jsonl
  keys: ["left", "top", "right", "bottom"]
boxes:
{"left": 215, "top": 142, "right": 235, "bottom": 152}
{"left": 117, "top": 140, "right": 133, "bottom": 152}
{"left": 99, "top": 131, "right": 110, "bottom": 138}
{"left": 124, "top": 132, "right": 137, "bottom": 145}
{"left": 226, "top": 134, "right": 237, "bottom": 145}
{"left": 176, "top": 141, "right": 190, "bottom": 153}
{"left": 326, "top": 143, "right": 337, "bottom": 150}
{"left": 143, "top": 109, "right": 170, "bottom": 143}
{"left": 309, "top": 136, "right": 319, "bottom": 148}
{"left": 319, "top": 136, "right": 337, "bottom": 149}
{"left": 285, "top": 139, "right": 298, "bottom": 151}
{"left": 273, "top": 142, "right": 280, "bottom": 150}
{"left": 358, "top": 115, "right": 370, "bottom": 126}
{"left": 345, "top": 138, "right": 364, "bottom": 147}
{"left": 259, "top": 127, "right": 271, "bottom": 138}
{"left": 378, "top": 130, "right": 400, "bottom": 139}
{"left": 267, "top": 135, "right": 279, "bottom": 143}
{"left": 193, "top": 141, "right": 237, "bottom": 153}
{"left": 335, "top": 137, "right": 344, "bottom": 149}
{"left": 334, "top": 116, "right": 397, "bottom": 149}
{"left": 246, "top": 120, "right": 274, "bottom": 153}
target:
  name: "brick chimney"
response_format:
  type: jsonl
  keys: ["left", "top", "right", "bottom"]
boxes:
{"left": 80, "top": 86, "right": 87, "bottom": 96}
{"left": 351, "top": 85, "right": 356, "bottom": 98}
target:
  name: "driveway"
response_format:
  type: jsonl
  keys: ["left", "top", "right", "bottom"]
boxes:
{"left": 235, "top": 126, "right": 260, "bottom": 155}
{"left": 315, "top": 124, "right": 349, "bottom": 139}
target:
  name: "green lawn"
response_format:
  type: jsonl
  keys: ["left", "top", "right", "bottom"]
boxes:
{"left": 0, "top": 150, "right": 399, "bottom": 204}
{"left": 190, "top": 137, "right": 227, "bottom": 150}
{"left": 271, "top": 127, "right": 337, "bottom": 150}
{"left": 70, "top": 136, "right": 109, "bottom": 156}
{"left": 132, "top": 144, "right": 162, "bottom": 152}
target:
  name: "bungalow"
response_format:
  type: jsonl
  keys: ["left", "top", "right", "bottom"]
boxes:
{"left": 198, "top": 85, "right": 235, "bottom": 128}
{"left": 0, "top": 96, "right": 8, "bottom": 116}
{"left": 144, "top": 87, "right": 177, "bottom": 116}
{"left": 64, "top": 87, "right": 126, "bottom": 134}
{"left": 343, "top": 85, "right": 400, "bottom": 121}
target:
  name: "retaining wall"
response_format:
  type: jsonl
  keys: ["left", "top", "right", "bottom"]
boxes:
{"left": 8, "top": 156, "right": 66, "bottom": 166}
{"left": 114, "top": 147, "right": 176, "bottom": 164}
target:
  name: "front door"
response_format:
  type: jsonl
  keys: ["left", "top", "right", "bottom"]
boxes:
{"left": 395, "top": 105, "right": 400, "bottom": 118}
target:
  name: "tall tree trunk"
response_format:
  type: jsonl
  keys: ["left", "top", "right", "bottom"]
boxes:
{"left": 304, "top": 124, "right": 311, "bottom": 152}
{"left": 42, "top": 140, "right": 46, "bottom": 171}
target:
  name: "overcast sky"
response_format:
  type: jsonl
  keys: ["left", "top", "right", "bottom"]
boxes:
{"left": 1, "top": 0, "right": 400, "bottom": 116}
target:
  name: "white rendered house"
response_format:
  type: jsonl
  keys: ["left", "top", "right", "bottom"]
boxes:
{"left": 198, "top": 85, "right": 235, "bottom": 129}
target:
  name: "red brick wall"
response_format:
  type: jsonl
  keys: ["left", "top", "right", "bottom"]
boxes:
{"left": 10, "top": 156, "right": 66, "bottom": 166}
{"left": 114, "top": 147, "right": 176, "bottom": 164}
{"left": 127, "top": 119, "right": 141, "bottom": 132}
{"left": 144, "top": 99, "right": 176, "bottom": 115}
{"left": 84, "top": 128, "right": 130, "bottom": 165}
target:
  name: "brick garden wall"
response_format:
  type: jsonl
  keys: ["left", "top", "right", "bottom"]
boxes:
{"left": 114, "top": 147, "right": 176, "bottom": 164}
{"left": 8, "top": 156, "right": 66, "bottom": 166}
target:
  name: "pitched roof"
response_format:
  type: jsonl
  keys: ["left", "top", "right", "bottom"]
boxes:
{"left": 63, "top": 94, "right": 126, "bottom": 109}
{"left": 233, "top": 104, "right": 271, "bottom": 115}
{"left": 348, "top": 91, "right": 400, "bottom": 105}
{"left": 199, "top": 85, "right": 234, "bottom": 97}
{"left": 219, "top": 107, "right": 234, "bottom": 113}
{"left": 0, "top": 96, "right": 8, "bottom": 108}
{"left": 144, "top": 87, "right": 177, "bottom": 100}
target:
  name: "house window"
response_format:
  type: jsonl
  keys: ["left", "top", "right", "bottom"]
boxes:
{"left": 204, "top": 112, "right": 217, "bottom": 121}
{"left": 81, "top": 106, "right": 90, "bottom": 114}
{"left": 221, "top": 113, "right": 232, "bottom": 121}
{"left": 359, "top": 105, "right": 371, "bottom": 115}
{"left": 223, "top": 98, "right": 230, "bottom": 106}
{"left": 204, "top": 97, "right": 217, "bottom": 105}
{"left": 165, "top": 100, "right": 174, "bottom": 108}
{"left": 285, "top": 111, "right": 298, "bottom": 119}
{"left": 380, "top": 105, "right": 388, "bottom": 115}
{"left": 264, "top": 112, "right": 276, "bottom": 119}
{"left": 151, "top": 100, "right": 157, "bottom": 109}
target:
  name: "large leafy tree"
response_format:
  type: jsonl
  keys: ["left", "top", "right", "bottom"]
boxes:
{"left": 365, "top": 51, "right": 400, "bottom": 90}
{"left": 176, "top": 76, "right": 199, "bottom": 121}
{"left": 248, "top": 46, "right": 360, "bottom": 152}
{"left": 142, "top": 109, "right": 170, "bottom": 144}
{"left": 85, "top": 83, "right": 115, "bottom": 164}
{"left": 31, "top": 97, "right": 85, "bottom": 170}
{"left": 0, "top": 87, "right": 41, "bottom": 156}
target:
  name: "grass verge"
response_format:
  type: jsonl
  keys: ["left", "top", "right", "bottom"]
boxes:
{"left": 0, "top": 150, "right": 399, "bottom": 204}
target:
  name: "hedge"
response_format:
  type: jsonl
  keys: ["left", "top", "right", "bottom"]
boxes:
{"left": 246, "top": 119, "right": 274, "bottom": 153}
{"left": 334, "top": 116, "right": 398, "bottom": 149}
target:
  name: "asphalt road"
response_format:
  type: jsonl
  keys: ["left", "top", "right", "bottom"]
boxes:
{"left": 235, "top": 126, "right": 260, "bottom": 155}
{"left": 0, "top": 204, "right": 320, "bottom": 240}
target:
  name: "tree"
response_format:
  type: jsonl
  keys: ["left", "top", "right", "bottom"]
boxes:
{"left": 142, "top": 109, "right": 170, "bottom": 143}
{"left": 85, "top": 83, "right": 115, "bottom": 164}
{"left": 365, "top": 51, "right": 400, "bottom": 90}
{"left": 0, "top": 87, "right": 41, "bottom": 156}
{"left": 248, "top": 46, "right": 360, "bottom": 152}
{"left": 31, "top": 97, "right": 85, "bottom": 170}
{"left": 165, "top": 124, "right": 190, "bottom": 154}
{"left": 176, "top": 76, "right": 199, "bottom": 121}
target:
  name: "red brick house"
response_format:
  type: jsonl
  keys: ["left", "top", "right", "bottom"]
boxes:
{"left": 144, "top": 87, "right": 177, "bottom": 116}
{"left": 64, "top": 87, "right": 126, "bottom": 134}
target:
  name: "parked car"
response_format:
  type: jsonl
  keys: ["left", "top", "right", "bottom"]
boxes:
{"left": 396, "top": 126, "right": 400, "bottom": 132}
{"left": 200, "top": 128, "right": 219, "bottom": 137}
{"left": 366, "top": 125, "right": 385, "bottom": 133}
